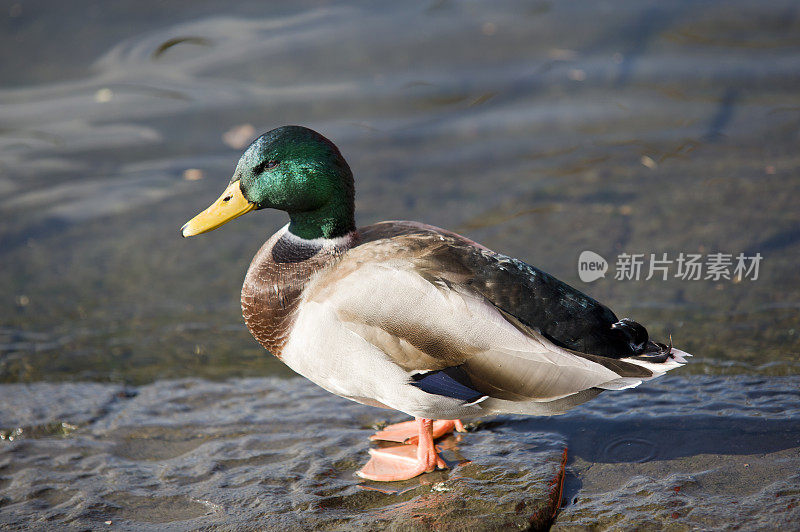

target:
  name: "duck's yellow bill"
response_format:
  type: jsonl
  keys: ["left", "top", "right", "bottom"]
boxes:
{"left": 181, "top": 181, "right": 256, "bottom": 237}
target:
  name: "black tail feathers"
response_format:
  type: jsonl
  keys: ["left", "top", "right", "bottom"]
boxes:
{"left": 611, "top": 318, "right": 672, "bottom": 362}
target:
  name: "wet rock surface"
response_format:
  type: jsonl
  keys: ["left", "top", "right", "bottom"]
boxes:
{"left": 0, "top": 378, "right": 567, "bottom": 531}
{"left": 1, "top": 376, "right": 798, "bottom": 530}
{"left": 548, "top": 376, "right": 800, "bottom": 530}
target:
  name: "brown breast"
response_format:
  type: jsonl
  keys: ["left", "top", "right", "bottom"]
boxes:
{"left": 240, "top": 221, "right": 474, "bottom": 359}
{"left": 240, "top": 228, "right": 356, "bottom": 358}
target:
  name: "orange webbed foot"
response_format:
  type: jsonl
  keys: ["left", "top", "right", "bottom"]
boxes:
{"left": 370, "top": 419, "right": 465, "bottom": 444}
{"left": 358, "top": 418, "right": 449, "bottom": 482}
{"left": 356, "top": 444, "right": 447, "bottom": 481}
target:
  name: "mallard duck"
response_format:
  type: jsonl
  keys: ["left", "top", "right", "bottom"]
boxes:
{"left": 181, "top": 125, "right": 689, "bottom": 482}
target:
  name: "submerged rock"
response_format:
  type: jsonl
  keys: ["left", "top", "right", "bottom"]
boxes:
{"left": 1, "top": 376, "right": 799, "bottom": 530}
{"left": 0, "top": 378, "right": 566, "bottom": 530}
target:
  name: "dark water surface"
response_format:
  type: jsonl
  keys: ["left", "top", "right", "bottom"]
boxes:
{"left": 1, "top": 0, "right": 799, "bottom": 528}
{"left": 1, "top": 0, "right": 799, "bottom": 382}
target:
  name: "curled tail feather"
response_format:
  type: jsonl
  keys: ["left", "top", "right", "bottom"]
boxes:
{"left": 611, "top": 317, "right": 686, "bottom": 363}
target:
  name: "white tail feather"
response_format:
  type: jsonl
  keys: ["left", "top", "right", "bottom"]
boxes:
{"left": 598, "top": 377, "right": 644, "bottom": 390}
{"left": 619, "top": 347, "right": 690, "bottom": 381}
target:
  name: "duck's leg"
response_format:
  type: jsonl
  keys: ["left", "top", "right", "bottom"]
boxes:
{"left": 370, "top": 418, "right": 467, "bottom": 443}
{"left": 357, "top": 418, "right": 447, "bottom": 481}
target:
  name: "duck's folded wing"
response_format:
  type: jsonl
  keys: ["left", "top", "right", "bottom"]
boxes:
{"left": 305, "top": 254, "right": 660, "bottom": 408}
{"left": 358, "top": 221, "right": 634, "bottom": 357}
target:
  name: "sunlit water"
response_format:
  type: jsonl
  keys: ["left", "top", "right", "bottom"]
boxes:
{"left": 1, "top": 0, "right": 798, "bottom": 528}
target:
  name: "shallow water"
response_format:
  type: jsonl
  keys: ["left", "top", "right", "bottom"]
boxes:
{"left": 1, "top": 0, "right": 799, "bottom": 528}
{"left": 1, "top": 0, "right": 798, "bottom": 382}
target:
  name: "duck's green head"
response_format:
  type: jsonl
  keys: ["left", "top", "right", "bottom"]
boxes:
{"left": 181, "top": 125, "right": 355, "bottom": 240}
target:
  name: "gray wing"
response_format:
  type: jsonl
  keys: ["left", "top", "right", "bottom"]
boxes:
{"left": 305, "top": 226, "right": 655, "bottom": 408}
{"left": 358, "top": 221, "right": 637, "bottom": 357}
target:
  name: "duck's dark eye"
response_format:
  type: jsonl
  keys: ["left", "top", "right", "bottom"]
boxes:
{"left": 255, "top": 160, "right": 280, "bottom": 173}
